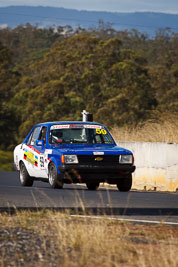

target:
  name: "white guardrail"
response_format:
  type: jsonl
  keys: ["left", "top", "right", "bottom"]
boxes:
{"left": 118, "top": 141, "right": 178, "bottom": 192}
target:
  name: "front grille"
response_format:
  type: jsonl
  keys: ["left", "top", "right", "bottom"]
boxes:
{"left": 78, "top": 155, "right": 119, "bottom": 165}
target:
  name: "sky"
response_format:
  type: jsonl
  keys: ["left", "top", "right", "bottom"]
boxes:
{"left": 0, "top": 0, "right": 178, "bottom": 14}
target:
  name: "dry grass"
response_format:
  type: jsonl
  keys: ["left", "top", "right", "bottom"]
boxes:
{"left": 111, "top": 116, "right": 178, "bottom": 143}
{"left": 0, "top": 210, "right": 178, "bottom": 267}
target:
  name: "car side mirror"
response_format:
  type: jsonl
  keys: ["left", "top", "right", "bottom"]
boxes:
{"left": 36, "top": 140, "right": 44, "bottom": 147}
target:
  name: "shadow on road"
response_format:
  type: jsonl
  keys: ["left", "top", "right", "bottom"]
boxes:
{"left": 0, "top": 207, "right": 178, "bottom": 216}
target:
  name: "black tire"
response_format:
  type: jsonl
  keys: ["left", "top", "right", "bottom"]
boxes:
{"left": 117, "top": 174, "right": 132, "bottom": 192}
{"left": 19, "top": 161, "right": 33, "bottom": 187}
{"left": 48, "top": 162, "right": 63, "bottom": 189}
{"left": 86, "top": 182, "right": 99, "bottom": 190}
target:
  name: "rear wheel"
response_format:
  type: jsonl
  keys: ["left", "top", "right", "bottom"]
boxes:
{"left": 117, "top": 174, "right": 132, "bottom": 192}
{"left": 86, "top": 182, "right": 99, "bottom": 190}
{"left": 48, "top": 162, "right": 63, "bottom": 189}
{"left": 19, "top": 161, "right": 33, "bottom": 187}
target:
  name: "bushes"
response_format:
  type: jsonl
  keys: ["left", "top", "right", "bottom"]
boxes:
{"left": 0, "top": 150, "right": 14, "bottom": 171}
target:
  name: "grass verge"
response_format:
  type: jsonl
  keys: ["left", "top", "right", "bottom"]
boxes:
{"left": 0, "top": 210, "right": 177, "bottom": 267}
{"left": 0, "top": 150, "right": 13, "bottom": 171}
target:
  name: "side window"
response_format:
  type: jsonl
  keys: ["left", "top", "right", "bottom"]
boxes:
{"left": 95, "top": 134, "right": 102, "bottom": 144}
{"left": 26, "top": 127, "right": 41, "bottom": 146}
{"left": 38, "top": 126, "right": 47, "bottom": 145}
{"left": 26, "top": 131, "right": 33, "bottom": 145}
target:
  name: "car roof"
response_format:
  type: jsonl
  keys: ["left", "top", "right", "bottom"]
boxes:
{"left": 35, "top": 121, "right": 105, "bottom": 127}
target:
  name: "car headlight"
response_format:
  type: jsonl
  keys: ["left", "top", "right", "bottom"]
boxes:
{"left": 119, "top": 154, "right": 133, "bottom": 164}
{"left": 62, "top": 155, "right": 78, "bottom": 164}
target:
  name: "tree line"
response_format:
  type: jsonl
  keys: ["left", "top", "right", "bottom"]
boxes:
{"left": 0, "top": 24, "right": 178, "bottom": 149}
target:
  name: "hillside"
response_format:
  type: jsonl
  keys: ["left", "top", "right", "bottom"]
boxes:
{"left": 0, "top": 23, "right": 178, "bottom": 149}
{"left": 0, "top": 6, "right": 178, "bottom": 35}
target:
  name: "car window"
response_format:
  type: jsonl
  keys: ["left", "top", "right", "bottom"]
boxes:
{"left": 26, "top": 126, "right": 41, "bottom": 145}
{"left": 95, "top": 134, "right": 102, "bottom": 144}
{"left": 49, "top": 124, "right": 115, "bottom": 145}
{"left": 38, "top": 126, "right": 47, "bottom": 145}
{"left": 26, "top": 131, "right": 33, "bottom": 145}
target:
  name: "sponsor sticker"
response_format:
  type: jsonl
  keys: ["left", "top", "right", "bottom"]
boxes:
{"left": 24, "top": 150, "right": 38, "bottom": 167}
{"left": 51, "top": 125, "right": 70, "bottom": 129}
{"left": 51, "top": 124, "right": 103, "bottom": 130}
{"left": 45, "top": 149, "right": 52, "bottom": 154}
{"left": 70, "top": 124, "right": 84, "bottom": 128}
{"left": 85, "top": 125, "right": 102, "bottom": 129}
{"left": 93, "top": 152, "right": 104, "bottom": 155}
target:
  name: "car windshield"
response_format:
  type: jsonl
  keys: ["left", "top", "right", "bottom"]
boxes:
{"left": 49, "top": 124, "right": 115, "bottom": 145}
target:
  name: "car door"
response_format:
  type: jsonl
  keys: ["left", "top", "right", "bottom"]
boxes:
{"left": 22, "top": 126, "right": 41, "bottom": 177}
{"left": 32, "top": 126, "right": 49, "bottom": 179}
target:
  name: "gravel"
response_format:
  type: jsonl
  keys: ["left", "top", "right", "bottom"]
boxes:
{"left": 0, "top": 227, "right": 60, "bottom": 266}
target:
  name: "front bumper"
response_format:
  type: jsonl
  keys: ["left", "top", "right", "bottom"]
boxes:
{"left": 58, "top": 164, "right": 136, "bottom": 182}
{"left": 59, "top": 164, "right": 135, "bottom": 172}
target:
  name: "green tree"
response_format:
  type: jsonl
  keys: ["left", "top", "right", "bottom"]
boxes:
{"left": 12, "top": 34, "right": 157, "bottom": 139}
{"left": 0, "top": 42, "right": 19, "bottom": 149}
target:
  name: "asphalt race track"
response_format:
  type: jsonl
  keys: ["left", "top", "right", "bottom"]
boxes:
{"left": 0, "top": 172, "right": 178, "bottom": 224}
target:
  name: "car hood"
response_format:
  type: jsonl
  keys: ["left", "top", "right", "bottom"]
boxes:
{"left": 50, "top": 144, "right": 132, "bottom": 155}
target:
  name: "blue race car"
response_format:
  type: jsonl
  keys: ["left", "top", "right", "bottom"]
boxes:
{"left": 14, "top": 121, "right": 135, "bottom": 191}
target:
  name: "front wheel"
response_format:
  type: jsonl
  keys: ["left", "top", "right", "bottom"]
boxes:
{"left": 86, "top": 182, "right": 99, "bottom": 190}
{"left": 48, "top": 162, "right": 63, "bottom": 189}
{"left": 117, "top": 175, "right": 132, "bottom": 192}
{"left": 19, "top": 161, "right": 33, "bottom": 187}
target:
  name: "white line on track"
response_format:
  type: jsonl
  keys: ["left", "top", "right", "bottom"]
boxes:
{"left": 70, "top": 215, "right": 178, "bottom": 226}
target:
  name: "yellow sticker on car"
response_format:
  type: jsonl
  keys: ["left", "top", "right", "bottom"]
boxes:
{"left": 96, "top": 129, "right": 107, "bottom": 134}
{"left": 24, "top": 150, "right": 38, "bottom": 166}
